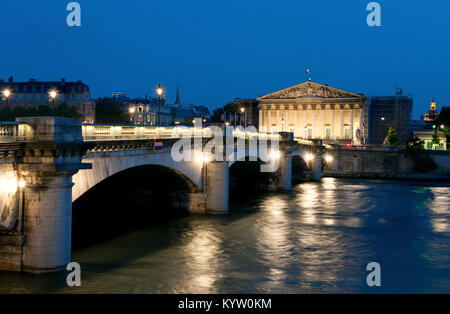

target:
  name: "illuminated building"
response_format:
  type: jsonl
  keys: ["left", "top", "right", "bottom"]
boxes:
{"left": 424, "top": 99, "right": 439, "bottom": 122}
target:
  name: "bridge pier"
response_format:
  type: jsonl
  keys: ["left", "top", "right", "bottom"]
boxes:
{"left": 13, "top": 117, "right": 89, "bottom": 273}
{"left": 277, "top": 152, "right": 292, "bottom": 191}
{"left": 20, "top": 172, "right": 76, "bottom": 272}
{"left": 311, "top": 156, "right": 322, "bottom": 181}
{"left": 205, "top": 161, "right": 229, "bottom": 214}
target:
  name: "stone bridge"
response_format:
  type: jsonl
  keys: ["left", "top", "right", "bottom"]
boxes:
{"left": 0, "top": 117, "right": 321, "bottom": 273}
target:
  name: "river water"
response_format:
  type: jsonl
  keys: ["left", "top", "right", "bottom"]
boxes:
{"left": 1, "top": 178, "right": 449, "bottom": 293}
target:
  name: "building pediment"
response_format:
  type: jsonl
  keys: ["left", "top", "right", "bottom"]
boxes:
{"left": 257, "top": 81, "right": 363, "bottom": 100}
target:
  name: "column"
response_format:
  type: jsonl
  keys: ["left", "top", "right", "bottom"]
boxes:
{"left": 267, "top": 109, "right": 272, "bottom": 133}
{"left": 276, "top": 109, "right": 280, "bottom": 132}
{"left": 330, "top": 109, "right": 335, "bottom": 139}
{"left": 340, "top": 107, "right": 344, "bottom": 139}
{"left": 321, "top": 108, "right": 325, "bottom": 139}
{"left": 258, "top": 109, "right": 263, "bottom": 132}
{"left": 284, "top": 109, "right": 289, "bottom": 132}
{"left": 312, "top": 108, "right": 316, "bottom": 138}
{"left": 293, "top": 107, "right": 298, "bottom": 137}
{"left": 350, "top": 107, "right": 354, "bottom": 141}
{"left": 302, "top": 108, "right": 306, "bottom": 138}
{"left": 206, "top": 161, "right": 229, "bottom": 214}
{"left": 359, "top": 108, "right": 363, "bottom": 141}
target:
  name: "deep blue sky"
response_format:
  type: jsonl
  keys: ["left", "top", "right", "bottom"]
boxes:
{"left": 1, "top": 0, "right": 448, "bottom": 118}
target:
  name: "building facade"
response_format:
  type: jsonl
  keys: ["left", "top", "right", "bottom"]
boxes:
{"left": 127, "top": 97, "right": 172, "bottom": 126}
{"left": 0, "top": 77, "right": 96, "bottom": 123}
{"left": 368, "top": 94, "right": 413, "bottom": 145}
{"left": 257, "top": 81, "right": 367, "bottom": 143}
{"left": 413, "top": 130, "right": 447, "bottom": 150}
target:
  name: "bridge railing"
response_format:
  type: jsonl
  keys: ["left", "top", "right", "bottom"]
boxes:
{"left": 0, "top": 122, "right": 33, "bottom": 143}
{"left": 82, "top": 124, "right": 214, "bottom": 141}
{"left": 232, "top": 129, "right": 281, "bottom": 141}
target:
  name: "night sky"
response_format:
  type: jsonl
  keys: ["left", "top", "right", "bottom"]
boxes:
{"left": 1, "top": 0, "right": 448, "bottom": 118}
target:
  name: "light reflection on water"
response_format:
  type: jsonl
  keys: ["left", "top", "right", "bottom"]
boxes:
{"left": 0, "top": 178, "right": 449, "bottom": 293}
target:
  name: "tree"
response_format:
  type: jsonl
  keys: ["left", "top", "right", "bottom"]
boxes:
{"left": 210, "top": 102, "right": 242, "bottom": 123}
{"left": 435, "top": 107, "right": 450, "bottom": 139}
{"left": 432, "top": 131, "right": 440, "bottom": 147}
{"left": 95, "top": 97, "right": 128, "bottom": 124}
{"left": 386, "top": 126, "right": 399, "bottom": 145}
{"left": 404, "top": 137, "right": 438, "bottom": 173}
{"left": 0, "top": 103, "right": 82, "bottom": 121}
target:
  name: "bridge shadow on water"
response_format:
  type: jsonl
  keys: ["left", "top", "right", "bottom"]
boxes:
{"left": 72, "top": 165, "right": 193, "bottom": 250}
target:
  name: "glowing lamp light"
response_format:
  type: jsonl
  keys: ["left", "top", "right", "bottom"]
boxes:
{"left": 325, "top": 155, "right": 333, "bottom": 163}
{"left": 2, "top": 89, "right": 11, "bottom": 98}
{"left": 381, "top": 117, "right": 385, "bottom": 121}
{"left": 196, "top": 153, "right": 211, "bottom": 164}
{"left": 305, "top": 153, "right": 314, "bottom": 161}
{"left": 240, "top": 107, "right": 245, "bottom": 113}
{"left": 440, "top": 125, "right": 444, "bottom": 129}
{"left": 49, "top": 90, "right": 57, "bottom": 99}
{"left": 270, "top": 150, "right": 281, "bottom": 160}
{"left": 225, "top": 122, "right": 230, "bottom": 126}
{"left": 0, "top": 175, "right": 23, "bottom": 194}
{"left": 156, "top": 85, "right": 164, "bottom": 96}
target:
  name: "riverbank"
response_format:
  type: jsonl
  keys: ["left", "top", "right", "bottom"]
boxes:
{"left": 323, "top": 171, "right": 450, "bottom": 181}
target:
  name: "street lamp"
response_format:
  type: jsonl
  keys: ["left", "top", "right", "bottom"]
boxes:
{"left": 2, "top": 88, "right": 11, "bottom": 102}
{"left": 156, "top": 84, "right": 164, "bottom": 127}
{"left": 240, "top": 107, "right": 247, "bottom": 128}
{"left": 48, "top": 89, "right": 58, "bottom": 103}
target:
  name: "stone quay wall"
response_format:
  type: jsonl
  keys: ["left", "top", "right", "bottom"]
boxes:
{"left": 323, "top": 147, "right": 450, "bottom": 181}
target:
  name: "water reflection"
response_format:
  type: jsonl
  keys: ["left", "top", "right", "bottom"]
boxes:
{"left": 177, "top": 223, "right": 225, "bottom": 293}
{"left": 428, "top": 187, "right": 450, "bottom": 233}
{"left": 0, "top": 179, "right": 449, "bottom": 293}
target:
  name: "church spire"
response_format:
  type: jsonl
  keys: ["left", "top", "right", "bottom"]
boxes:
{"left": 174, "top": 84, "right": 181, "bottom": 105}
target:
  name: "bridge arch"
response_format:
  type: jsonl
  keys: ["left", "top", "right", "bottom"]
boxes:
{"left": 72, "top": 151, "right": 203, "bottom": 202}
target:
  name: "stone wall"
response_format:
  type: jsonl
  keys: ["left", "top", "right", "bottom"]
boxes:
{"left": 0, "top": 164, "right": 19, "bottom": 230}
{"left": 324, "top": 147, "right": 450, "bottom": 180}
{"left": 0, "top": 232, "right": 25, "bottom": 271}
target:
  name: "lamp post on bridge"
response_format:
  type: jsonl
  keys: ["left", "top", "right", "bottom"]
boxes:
{"left": 156, "top": 84, "right": 164, "bottom": 127}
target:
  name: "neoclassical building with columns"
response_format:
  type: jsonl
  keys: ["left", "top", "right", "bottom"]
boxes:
{"left": 256, "top": 81, "right": 368, "bottom": 143}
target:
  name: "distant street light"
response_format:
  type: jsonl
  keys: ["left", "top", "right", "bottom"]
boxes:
{"left": 240, "top": 107, "right": 247, "bottom": 128}
{"left": 440, "top": 124, "right": 445, "bottom": 129}
{"left": 48, "top": 89, "right": 58, "bottom": 103}
{"left": 2, "top": 88, "right": 11, "bottom": 102}
{"left": 381, "top": 117, "right": 385, "bottom": 121}
{"left": 156, "top": 84, "right": 164, "bottom": 127}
